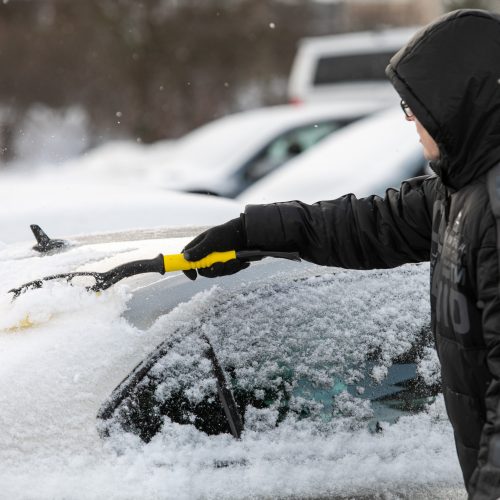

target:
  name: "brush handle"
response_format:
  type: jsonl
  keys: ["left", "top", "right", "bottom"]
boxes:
{"left": 9, "top": 250, "right": 301, "bottom": 297}
{"left": 164, "top": 250, "right": 300, "bottom": 272}
{"left": 164, "top": 251, "right": 237, "bottom": 272}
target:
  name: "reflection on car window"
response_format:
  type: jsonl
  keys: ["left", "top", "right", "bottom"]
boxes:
{"left": 244, "top": 120, "right": 346, "bottom": 182}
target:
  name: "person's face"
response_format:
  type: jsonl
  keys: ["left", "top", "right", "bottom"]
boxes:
{"left": 400, "top": 100, "right": 440, "bottom": 162}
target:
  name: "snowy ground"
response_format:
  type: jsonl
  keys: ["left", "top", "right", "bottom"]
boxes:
{"left": 0, "top": 143, "right": 466, "bottom": 499}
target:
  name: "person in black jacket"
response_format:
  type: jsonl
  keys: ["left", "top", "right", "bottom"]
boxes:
{"left": 182, "top": 10, "right": 500, "bottom": 498}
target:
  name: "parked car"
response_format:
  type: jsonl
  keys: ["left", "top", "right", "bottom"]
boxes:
{"left": 0, "top": 175, "right": 243, "bottom": 244}
{"left": 237, "top": 106, "right": 428, "bottom": 205}
{"left": 149, "top": 102, "right": 386, "bottom": 198}
{"left": 288, "top": 27, "right": 419, "bottom": 105}
{"left": 0, "top": 224, "right": 464, "bottom": 499}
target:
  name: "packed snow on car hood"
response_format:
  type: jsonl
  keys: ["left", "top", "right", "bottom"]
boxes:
{"left": 0, "top": 232, "right": 464, "bottom": 500}
{"left": 0, "top": 153, "right": 242, "bottom": 243}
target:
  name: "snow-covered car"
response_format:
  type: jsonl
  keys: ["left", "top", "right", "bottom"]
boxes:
{"left": 0, "top": 175, "right": 243, "bottom": 244}
{"left": 0, "top": 225, "right": 465, "bottom": 499}
{"left": 149, "top": 102, "right": 387, "bottom": 198}
{"left": 238, "top": 106, "right": 428, "bottom": 205}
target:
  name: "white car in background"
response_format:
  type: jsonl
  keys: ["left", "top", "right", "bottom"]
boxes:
{"left": 238, "top": 106, "right": 428, "bottom": 205}
{"left": 149, "top": 102, "right": 387, "bottom": 198}
{"left": 288, "top": 27, "right": 419, "bottom": 105}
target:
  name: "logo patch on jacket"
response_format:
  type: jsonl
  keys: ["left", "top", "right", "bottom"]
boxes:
{"left": 432, "top": 210, "right": 470, "bottom": 336}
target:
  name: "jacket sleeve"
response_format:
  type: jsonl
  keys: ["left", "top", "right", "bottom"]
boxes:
{"left": 244, "top": 175, "right": 436, "bottom": 269}
{"left": 467, "top": 222, "right": 500, "bottom": 499}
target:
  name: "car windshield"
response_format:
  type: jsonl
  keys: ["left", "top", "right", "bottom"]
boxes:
{"left": 100, "top": 264, "right": 439, "bottom": 441}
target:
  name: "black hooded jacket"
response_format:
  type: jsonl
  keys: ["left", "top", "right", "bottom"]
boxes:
{"left": 241, "top": 10, "right": 500, "bottom": 498}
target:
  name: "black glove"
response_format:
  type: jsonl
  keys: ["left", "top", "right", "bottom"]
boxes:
{"left": 182, "top": 216, "right": 250, "bottom": 280}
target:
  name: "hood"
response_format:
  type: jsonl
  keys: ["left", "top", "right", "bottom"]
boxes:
{"left": 386, "top": 9, "right": 500, "bottom": 190}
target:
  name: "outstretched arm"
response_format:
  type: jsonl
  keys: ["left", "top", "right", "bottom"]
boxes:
{"left": 244, "top": 175, "right": 436, "bottom": 269}
{"left": 183, "top": 175, "right": 437, "bottom": 278}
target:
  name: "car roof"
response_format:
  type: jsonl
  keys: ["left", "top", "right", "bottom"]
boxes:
{"left": 237, "top": 106, "right": 424, "bottom": 204}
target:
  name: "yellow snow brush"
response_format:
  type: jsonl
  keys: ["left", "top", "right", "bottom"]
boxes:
{"left": 9, "top": 250, "right": 300, "bottom": 298}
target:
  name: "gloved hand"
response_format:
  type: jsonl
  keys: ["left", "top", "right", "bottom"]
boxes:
{"left": 182, "top": 216, "right": 250, "bottom": 280}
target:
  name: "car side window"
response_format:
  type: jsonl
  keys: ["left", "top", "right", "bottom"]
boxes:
{"left": 244, "top": 120, "right": 347, "bottom": 182}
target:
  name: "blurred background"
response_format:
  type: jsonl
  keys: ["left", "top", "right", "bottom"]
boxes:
{"left": 0, "top": 0, "right": 496, "bottom": 166}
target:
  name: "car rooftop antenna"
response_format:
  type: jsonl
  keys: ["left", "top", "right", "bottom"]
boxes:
{"left": 30, "top": 224, "right": 68, "bottom": 253}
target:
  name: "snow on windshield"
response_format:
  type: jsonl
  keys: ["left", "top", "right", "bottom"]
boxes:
{"left": 0, "top": 247, "right": 463, "bottom": 498}
{"left": 101, "top": 263, "right": 441, "bottom": 442}
{"left": 129, "top": 265, "right": 433, "bottom": 426}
